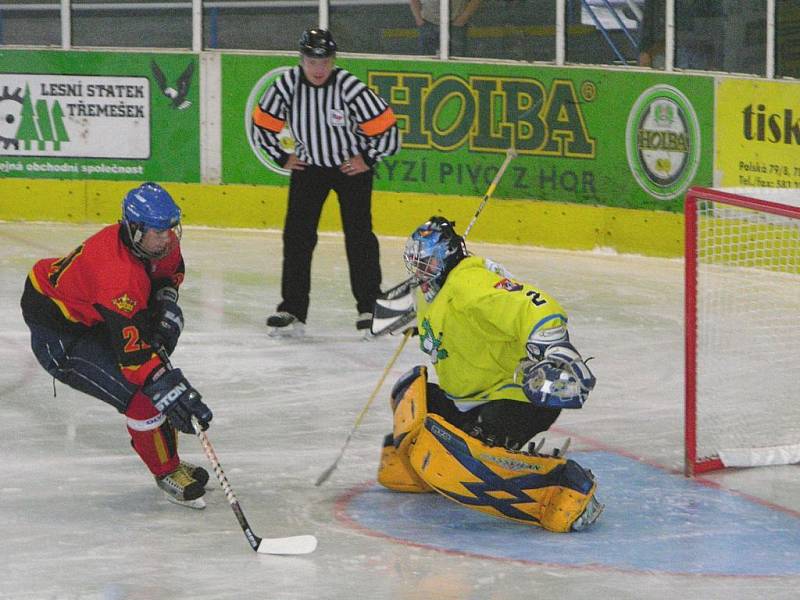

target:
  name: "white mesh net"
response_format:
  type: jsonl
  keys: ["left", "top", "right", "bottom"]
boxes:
{"left": 688, "top": 189, "right": 800, "bottom": 470}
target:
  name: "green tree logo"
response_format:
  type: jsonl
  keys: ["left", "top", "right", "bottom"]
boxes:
{"left": 15, "top": 83, "right": 70, "bottom": 152}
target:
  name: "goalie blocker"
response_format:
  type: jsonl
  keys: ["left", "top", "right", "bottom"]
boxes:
{"left": 377, "top": 366, "right": 603, "bottom": 532}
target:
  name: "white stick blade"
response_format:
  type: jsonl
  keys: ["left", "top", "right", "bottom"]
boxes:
{"left": 257, "top": 534, "right": 318, "bottom": 555}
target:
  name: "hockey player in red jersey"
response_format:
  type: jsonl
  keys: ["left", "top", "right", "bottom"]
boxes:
{"left": 20, "top": 182, "right": 213, "bottom": 508}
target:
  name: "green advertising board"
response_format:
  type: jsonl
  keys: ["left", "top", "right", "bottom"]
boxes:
{"left": 224, "top": 54, "right": 713, "bottom": 211}
{"left": 0, "top": 49, "right": 200, "bottom": 182}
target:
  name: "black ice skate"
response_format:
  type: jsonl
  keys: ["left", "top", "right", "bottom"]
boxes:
{"left": 179, "top": 460, "right": 209, "bottom": 487}
{"left": 266, "top": 311, "right": 305, "bottom": 337}
{"left": 356, "top": 312, "right": 375, "bottom": 339}
{"left": 156, "top": 463, "right": 207, "bottom": 509}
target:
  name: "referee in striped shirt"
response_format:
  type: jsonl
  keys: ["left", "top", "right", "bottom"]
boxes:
{"left": 252, "top": 28, "right": 401, "bottom": 336}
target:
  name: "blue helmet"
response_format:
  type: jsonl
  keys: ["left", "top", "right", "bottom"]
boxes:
{"left": 121, "top": 182, "right": 181, "bottom": 259}
{"left": 403, "top": 216, "right": 467, "bottom": 302}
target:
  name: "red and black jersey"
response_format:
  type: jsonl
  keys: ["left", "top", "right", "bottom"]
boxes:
{"left": 21, "top": 223, "right": 184, "bottom": 387}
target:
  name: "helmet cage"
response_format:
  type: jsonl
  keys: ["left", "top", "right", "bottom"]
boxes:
{"left": 403, "top": 217, "right": 465, "bottom": 301}
{"left": 123, "top": 221, "right": 182, "bottom": 261}
{"left": 121, "top": 182, "right": 182, "bottom": 260}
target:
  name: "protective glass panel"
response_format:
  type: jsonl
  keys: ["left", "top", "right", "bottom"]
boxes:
{"left": 0, "top": 1, "right": 61, "bottom": 47}
{"left": 328, "top": 0, "right": 415, "bottom": 55}
{"left": 72, "top": 0, "right": 192, "bottom": 49}
{"left": 638, "top": 0, "right": 665, "bottom": 68}
{"left": 776, "top": 0, "right": 800, "bottom": 79}
{"left": 567, "top": 0, "right": 643, "bottom": 66}
{"left": 469, "top": 0, "right": 555, "bottom": 62}
{"left": 204, "top": 0, "right": 318, "bottom": 51}
{"left": 675, "top": 0, "right": 764, "bottom": 75}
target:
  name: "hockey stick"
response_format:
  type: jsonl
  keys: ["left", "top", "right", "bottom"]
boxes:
{"left": 463, "top": 146, "right": 518, "bottom": 238}
{"left": 315, "top": 328, "right": 413, "bottom": 486}
{"left": 191, "top": 417, "right": 318, "bottom": 555}
{"left": 370, "top": 147, "right": 518, "bottom": 338}
{"left": 156, "top": 348, "right": 318, "bottom": 555}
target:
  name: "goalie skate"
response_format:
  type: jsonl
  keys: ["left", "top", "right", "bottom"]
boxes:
{"left": 266, "top": 311, "right": 305, "bottom": 337}
{"left": 570, "top": 493, "right": 604, "bottom": 531}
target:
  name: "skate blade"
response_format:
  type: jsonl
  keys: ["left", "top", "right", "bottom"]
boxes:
{"left": 268, "top": 325, "right": 305, "bottom": 338}
{"left": 554, "top": 437, "right": 571, "bottom": 457}
{"left": 164, "top": 493, "right": 206, "bottom": 510}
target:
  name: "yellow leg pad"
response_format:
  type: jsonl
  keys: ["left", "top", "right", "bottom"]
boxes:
{"left": 409, "top": 414, "right": 597, "bottom": 531}
{"left": 540, "top": 481, "right": 598, "bottom": 533}
{"left": 391, "top": 366, "right": 428, "bottom": 456}
{"left": 377, "top": 436, "right": 433, "bottom": 493}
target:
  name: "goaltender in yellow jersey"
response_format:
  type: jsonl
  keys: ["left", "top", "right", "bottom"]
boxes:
{"left": 376, "top": 216, "right": 603, "bottom": 533}
{"left": 415, "top": 254, "right": 566, "bottom": 407}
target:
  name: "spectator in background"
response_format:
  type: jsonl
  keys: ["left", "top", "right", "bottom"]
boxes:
{"left": 639, "top": 0, "right": 721, "bottom": 70}
{"left": 638, "top": 0, "right": 665, "bottom": 68}
{"left": 410, "top": 0, "right": 482, "bottom": 56}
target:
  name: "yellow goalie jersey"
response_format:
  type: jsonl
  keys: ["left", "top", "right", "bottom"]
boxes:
{"left": 414, "top": 255, "right": 567, "bottom": 408}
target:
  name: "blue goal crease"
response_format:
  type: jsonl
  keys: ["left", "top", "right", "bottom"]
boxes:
{"left": 342, "top": 451, "right": 800, "bottom": 576}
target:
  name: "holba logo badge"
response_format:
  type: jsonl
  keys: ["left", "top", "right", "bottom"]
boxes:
{"left": 625, "top": 85, "right": 701, "bottom": 200}
{"left": 245, "top": 67, "right": 294, "bottom": 176}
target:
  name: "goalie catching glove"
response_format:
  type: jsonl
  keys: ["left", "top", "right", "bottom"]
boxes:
{"left": 520, "top": 341, "right": 596, "bottom": 409}
{"left": 143, "top": 367, "right": 212, "bottom": 434}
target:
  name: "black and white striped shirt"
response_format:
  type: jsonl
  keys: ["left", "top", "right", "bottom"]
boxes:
{"left": 252, "top": 66, "right": 400, "bottom": 168}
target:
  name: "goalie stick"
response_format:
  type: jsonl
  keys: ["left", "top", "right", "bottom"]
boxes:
{"left": 463, "top": 147, "right": 518, "bottom": 238}
{"left": 315, "top": 328, "right": 413, "bottom": 486}
{"left": 156, "top": 348, "right": 317, "bottom": 555}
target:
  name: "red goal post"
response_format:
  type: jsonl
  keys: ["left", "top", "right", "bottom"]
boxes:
{"left": 684, "top": 187, "right": 800, "bottom": 476}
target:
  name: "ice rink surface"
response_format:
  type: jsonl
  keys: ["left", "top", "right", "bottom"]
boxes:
{"left": 2, "top": 221, "right": 800, "bottom": 599}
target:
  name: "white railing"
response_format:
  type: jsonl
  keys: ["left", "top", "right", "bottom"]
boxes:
{"left": 0, "top": 0, "right": 784, "bottom": 79}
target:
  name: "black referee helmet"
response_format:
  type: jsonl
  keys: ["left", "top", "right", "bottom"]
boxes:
{"left": 299, "top": 28, "right": 337, "bottom": 57}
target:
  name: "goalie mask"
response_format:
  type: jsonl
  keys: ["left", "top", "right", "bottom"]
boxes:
{"left": 121, "top": 182, "right": 182, "bottom": 260}
{"left": 403, "top": 216, "right": 466, "bottom": 302}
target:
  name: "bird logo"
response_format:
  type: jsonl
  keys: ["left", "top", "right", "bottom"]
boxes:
{"left": 150, "top": 60, "right": 194, "bottom": 110}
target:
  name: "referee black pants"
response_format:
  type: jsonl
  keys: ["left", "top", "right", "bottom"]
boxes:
{"left": 278, "top": 165, "right": 382, "bottom": 322}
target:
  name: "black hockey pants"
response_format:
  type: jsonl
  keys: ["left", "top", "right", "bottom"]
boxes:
{"left": 26, "top": 321, "right": 137, "bottom": 413}
{"left": 427, "top": 383, "right": 562, "bottom": 451}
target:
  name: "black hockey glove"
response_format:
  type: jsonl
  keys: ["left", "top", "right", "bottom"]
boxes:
{"left": 150, "top": 300, "right": 183, "bottom": 356}
{"left": 152, "top": 284, "right": 179, "bottom": 305}
{"left": 143, "top": 367, "right": 212, "bottom": 434}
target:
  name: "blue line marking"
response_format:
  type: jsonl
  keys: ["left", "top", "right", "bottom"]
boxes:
{"left": 344, "top": 451, "right": 800, "bottom": 575}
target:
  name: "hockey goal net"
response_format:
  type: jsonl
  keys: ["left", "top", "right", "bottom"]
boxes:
{"left": 685, "top": 187, "right": 800, "bottom": 476}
